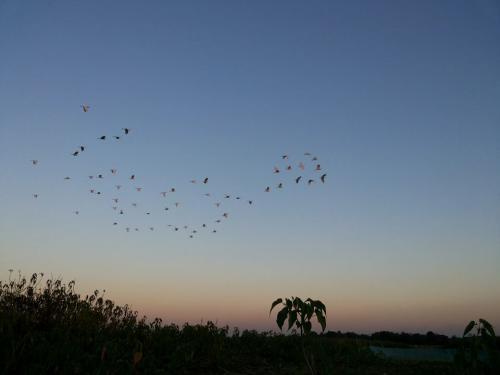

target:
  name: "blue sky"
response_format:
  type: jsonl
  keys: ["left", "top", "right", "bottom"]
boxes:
{"left": 1, "top": 0, "right": 499, "bottom": 335}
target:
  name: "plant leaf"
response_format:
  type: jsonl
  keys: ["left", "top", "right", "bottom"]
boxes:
{"left": 479, "top": 318, "right": 495, "bottom": 337}
{"left": 316, "top": 310, "right": 326, "bottom": 332}
{"left": 288, "top": 310, "right": 297, "bottom": 330}
{"left": 304, "top": 321, "right": 312, "bottom": 335}
{"left": 463, "top": 320, "right": 476, "bottom": 337}
{"left": 269, "top": 298, "right": 283, "bottom": 315}
{"left": 276, "top": 306, "right": 289, "bottom": 330}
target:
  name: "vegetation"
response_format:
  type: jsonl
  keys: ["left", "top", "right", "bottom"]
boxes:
{"left": 1, "top": 272, "right": 498, "bottom": 374}
{"left": 270, "top": 297, "right": 327, "bottom": 374}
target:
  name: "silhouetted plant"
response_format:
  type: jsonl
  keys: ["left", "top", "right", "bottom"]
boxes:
{"left": 455, "top": 318, "right": 499, "bottom": 374}
{"left": 270, "top": 297, "right": 327, "bottom": 374}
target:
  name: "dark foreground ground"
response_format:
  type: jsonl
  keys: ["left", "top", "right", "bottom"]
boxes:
{"left": 1, "top": 274, "right": 498, "bottom": 374}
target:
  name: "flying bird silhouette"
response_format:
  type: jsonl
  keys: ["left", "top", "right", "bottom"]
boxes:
{"left": 308, "top": 179, "right": 315, "bottom": 185}
{"left": 72, "top": 151, "right": 79, "bottom": 156}
{"left": 295, "top": 176, "right": 302, "bottom": 184}
{"left": 81, "top": 104, "right": 90, "bottom": 112}
{"left": 304, "top": 152, "right": 311, "bottom": 156}
{"left": 30, "top": 160, "right": 38, "bottom": 165}
{"left": 315, "top": 164, "right": 321, "bottom": 171}
{"left": 64, "top": 176, "right": 71, "bottom": 180}
{"left": 123, "top": 128, "right": 130, "bottom": 135}
{"left": 130, "top": 175, "right": 135, "bottom": 180}
{"left": 273, "top": 167, "right": 280, "bottom": 174}
{"left": 222, "top": 213, "right": 229, "bottom": 218}
{"left": 113, "top": 136, "right": 120, "bottom": 140}
{"left": 282, "top": 155, "right": 288, "bottom": 159}
{"left": 203, "top": 177, "right": 208, "bottom": 184}
{"left": 80, "top": 146, "right": 85, "bottom": 152}
{"left": 298, "top": 162, "right": 305, "bottom": 170}
{"left": 248, "top": 200, "right": 253, "bottom": 205}
{"left": 33, "top": 194, "right": 39, "bottom": 198}
{"left": 115, "top": 185, "right": 122, "bottom": 190}
{"left": 190, "top": 180, "right": 197, "bottom": 184}
{"left": 160, "top": 192, "right": 167, "bottom": 197}
{"left": 99, "top": 136, "right": 106, "bottom": 140}
{"left": 170, "top": 188, "right": 175, "bottom": 192}
{"left": 320, "top": 173, "right": 327, "bottom": 183}
{"left": 136, "top": 187, "right": 142, "bottom": 192}
{"left": 110, "top": 169, "right": 117, "bottom": 174}
{"left": 277, "top": 183, "right": 283, "bottom": 189}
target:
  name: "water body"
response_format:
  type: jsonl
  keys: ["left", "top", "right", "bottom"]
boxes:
{"left": 370, "top": 346, "right": 457, "bottom": 362}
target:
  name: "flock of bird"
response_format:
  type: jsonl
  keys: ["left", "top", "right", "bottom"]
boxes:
{"left": 30, "top": 104, "right": 327, "bottom": 239}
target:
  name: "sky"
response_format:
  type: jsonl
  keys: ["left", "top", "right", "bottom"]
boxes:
{"left": 1, "top": 0, "right": 499, "bottom": 336}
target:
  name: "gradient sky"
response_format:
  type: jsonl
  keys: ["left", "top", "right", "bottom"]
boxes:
{"left": 1, "top": 0, "right": 499, "bottom": 336}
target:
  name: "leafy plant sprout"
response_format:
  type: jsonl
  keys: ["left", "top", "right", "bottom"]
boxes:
{"left": 270, "top": 297, "right": 327, "bottom": 374}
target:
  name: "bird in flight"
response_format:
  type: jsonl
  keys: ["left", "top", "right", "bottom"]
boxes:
{"left": 80, "top": 146, "right": 85, "bottom": 152}
{"left": 160, "top": 192, "right": 167, "bottom": 197}
{"left": 64, "top": 176, "right": 71, "bottom": 180}
{"left": 248, "top": 200, "right": 253, "bottom": 205}
{"left": 72, "top": 151, "right": 79, "bottom": 156}
{"left": 170, "top": 188, "right": 175, "bottom": 192}
{"left": 320, "top": 173, "right": 327, "bottom": 183}
{"left": 30, "top": 160, "right": 38, "bottom": 165}
{"left": 203, "top": 177, "right": 208, "bottom": 184}
{"left": 90, "top": 189, "right": 95, "bottom": 193}
{"left": 110, "top": 169, "right": 117, "bottom": 175}
{"left": 33, "top": 194, "right": 39, "bottom": 198}
{"left": 81, "top": 104, "right": 90, "bottom": 112}
{"left": 136, "top": 187, "right": 142, "bottom": 192}
{"left": 130, "top": 175, "right": 135, "bottom": 180}
{"left": 315, "top": 164, "right": 321, "bottom": 171}
{"left": 304, "top": 152, "right": 311, "bottom": 156}
{"left": 273, "top": 166, "right": 280, "bottom": 174}
{"left": 174, "top": 202, "right": 180, "bottom": 207}
{"left": 295, "top": 176, "right": 302, "bottom": 184}
{"left": 222, "top": 213, "right": 229, "bottom": 218}
{"left": 99, "top": 136, "right": 106, "bottom": 140}
{"left": 308, "top": 179, "right": 315, "bottom": 185}
{"left": 113, "top": 136, "right": 120, "bottom": 140}
{"left": 286, "top": 165, "right": 292, "bottom": 171}
{"left": 115, "top": 185, "right": 122, "bottom": 190}
{"left": 282, "top": 155, "right": 288, "bottom": 159}
{"left": 298, "top": 162, "right": 305, "bottom": 170}
{"left": 132, "top": 203, "right": 137, "bottom": 207}
{"left": 204, "top": 193, "right": 211, "bottom": 197}
{"left": 190, "top": 180, "right": 197, "bottom": 184}
{"left": 74, "top": 211, "right": 79, "bottom": 215}
{"left": 97, "top": 174, "right": 103, "bottom": 179}
{"left": 265, "top": 186, "right": 270, "bottom": 192}
{"left": 112, "top": 206, "right": 117, "bottom": 210}
{"left": 123, "top": 128, "right": 130, "bottom": 135}
{"left": 89, "top": 176, "right": 94, "bottom": 179}
{"left": 113, "top": 198, "right": 119, "bottom": 203}
{"left": 215, "top": 202, "right": 221, "bottom": 207}
{"left": 312, "top": 156, "right": 318, "bottom": 161}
